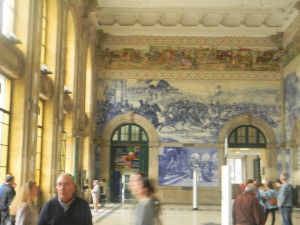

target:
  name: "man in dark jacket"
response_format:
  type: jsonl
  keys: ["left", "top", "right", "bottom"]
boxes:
{"left": 232, "top": 183, "right": 264, "bottom": 225}
{"left": 38, "top": 173, "right": 92, "bottom": 225}
{"left": 0, "top": 175, "right": 16, "bottom": 225}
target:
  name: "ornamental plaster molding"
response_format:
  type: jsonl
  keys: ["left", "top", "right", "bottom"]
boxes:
{"left": 39, "top": 74, "right": 54, "bottom": 100}
{"left": 63, "top": 93, "right": 73, "bottom": 114}
{"left": 102, "top": 36, "right": 277, "bottom": 48}
{"left": 98, "top": 69, "right": 281, "bottom": 81}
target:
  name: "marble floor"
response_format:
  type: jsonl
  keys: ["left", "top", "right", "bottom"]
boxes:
{"left": 92, "top": 203, "right": 300, "bottom": 225}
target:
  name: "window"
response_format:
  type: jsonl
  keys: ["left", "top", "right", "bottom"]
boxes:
{"left": 35, "top": 100, "right": 44, "bottom": 186}
{"left": 0, "top": 74, "right": 11, "bottom": 181}
{"left": 40, "top": 0, "right": 47, "bottom": 65}
{"left": 227, "top": 158, "right": 243, "bottom": 184}
{"left": 112, "top": 124, "right": 148, "bottom": 142}
{"left": 36, "top": 0, "right": 48, "bottom": 186}
{"left": 229, "top": 125, "right": 266, "bottom": 148}
{"left": 2, "top": 0, "right": 16, "bottom": 35}
{"left": 297, "top": 146, "right": 300, "bottom": 170}
{"left": 60, "top": 131, "right": 67, "bottom": 174}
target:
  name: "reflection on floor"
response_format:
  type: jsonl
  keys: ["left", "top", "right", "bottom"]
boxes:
{"left": 91, "top": 203, "right": 300, "bottom": 225}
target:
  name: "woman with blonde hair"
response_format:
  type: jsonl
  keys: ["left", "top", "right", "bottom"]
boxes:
{"left": 9, "top": 181, "right": 39, "bottom": 225}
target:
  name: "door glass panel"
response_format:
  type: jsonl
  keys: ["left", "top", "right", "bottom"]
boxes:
{"left": 131, "top": 125, "right": 139, "bottom": 141}
{"left": 227, "top": 158, "right": 243, "bottom": 184}
{"left": 120, "top": 126, "right": 129, "bottom": 141}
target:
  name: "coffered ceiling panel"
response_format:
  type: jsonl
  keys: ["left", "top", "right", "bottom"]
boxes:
{"left": 89, "top": 0, "right": 300, "bottom": 37}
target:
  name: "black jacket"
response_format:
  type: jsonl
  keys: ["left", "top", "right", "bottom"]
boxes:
{"left": 38, "top": 196, "right": 92, "bottom": 225}
{"left": 0, "top": 184, "right": 15, "bottom": 212}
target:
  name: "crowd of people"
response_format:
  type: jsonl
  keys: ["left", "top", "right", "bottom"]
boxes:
{"left": 0, "top": 171, "right": 296, "bottom": 225}
{"left": 233, "top": 173, "right": 295, "bottom": 225}
{"left": 0, "top": 171, "right": 161, "bottom": 225}
{"left": 0, "top": 173, "right": 93, "bottom": 225}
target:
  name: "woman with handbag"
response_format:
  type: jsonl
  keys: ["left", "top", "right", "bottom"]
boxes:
{"left": 8, "top": 181, "right": 39, "bottom": 225}
{"left": 264, "top": 181, "right": 278, "bottom": 225}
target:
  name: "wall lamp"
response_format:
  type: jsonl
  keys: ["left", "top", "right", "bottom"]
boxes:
{"left": 40, "top": 64, "right": 53, "bottom": 74}
{"left": 5, "top": 31, "right": 22, "bottom": 44}
{"left": 64, "top": 85, "right": 72, "bottom": 94}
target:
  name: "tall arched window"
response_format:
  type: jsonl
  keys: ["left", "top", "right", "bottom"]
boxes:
{"left": 1, "top": 0, "right": 16, "bottom": 35}
{"left": 82, "top": 46, "right": 92, "bottom": 176}
{"left": 63, "top": 10, "right": 76, "bottom": 173}
{"left": 40, "top": 0, "right": 47, "bottom": 65}
{"left": 36, "top": 0, "right": 48, "bottom": 187}
{"left": 0, "top": 74, "right": 11, "bottom": 180}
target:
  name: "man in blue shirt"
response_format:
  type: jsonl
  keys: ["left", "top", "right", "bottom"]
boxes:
{"left": 277, "top": 173, "right": 293, "bottom": 225}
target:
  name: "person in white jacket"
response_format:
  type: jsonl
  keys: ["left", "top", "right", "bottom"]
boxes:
{"left": 91, "top": 180, "right": 100, "bottom": 212}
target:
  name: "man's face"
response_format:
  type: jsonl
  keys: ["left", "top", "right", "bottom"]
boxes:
{"left": 56, "top": 175, "right": 76, "bottom": 203}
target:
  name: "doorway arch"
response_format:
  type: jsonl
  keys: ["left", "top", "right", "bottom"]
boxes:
{"left": 99, "top": 112, "right": 159, "bottom": 202}
{"left": 219, "top": 113, "right": 278, "bottom": 182}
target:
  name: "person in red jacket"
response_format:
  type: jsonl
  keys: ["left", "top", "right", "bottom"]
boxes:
{"left": 233, "top": 183, "right": 264, "bottom": 225}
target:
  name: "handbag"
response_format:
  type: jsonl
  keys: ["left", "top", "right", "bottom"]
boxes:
{"left": 6, "top": 216, "right": 16, "bottom": 225}
{"left": 269, "top": 196, "right": 277, "bottom": 206}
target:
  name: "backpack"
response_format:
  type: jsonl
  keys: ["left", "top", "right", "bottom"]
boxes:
{"left": 291, "top": 185, "right": 299, "bottom": 207}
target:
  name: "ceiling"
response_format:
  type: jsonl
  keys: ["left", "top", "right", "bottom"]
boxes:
{"left": 89, "top": 0, "right": 300, "bottom": 37}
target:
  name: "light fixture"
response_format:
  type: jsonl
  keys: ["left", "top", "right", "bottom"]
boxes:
{"left": 64, "top": 85, "right": 72, "bottom": 94}
{"left": 5, "top": 31, "right": 22, "bottom": 44}
{"left": 240, "top": 148, "right": 250, "bottom": 151}
{"left": 40, "top": 64, "right": 53, "bottom": 74}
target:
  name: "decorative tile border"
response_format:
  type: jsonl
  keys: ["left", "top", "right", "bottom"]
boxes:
{"left": 98, "top": 69, "right": 281, "bottom": 81}
{"left": 103, "top": 36, "right": 277, "bottom": 48}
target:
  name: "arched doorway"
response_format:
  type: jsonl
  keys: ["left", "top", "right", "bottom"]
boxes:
{"left": 110, "top": 123, "right": 149, "bottom": 202}
{"left": 219, "top": 113, "right": 278, "bottom": 186}
{"left": 227, "top": 125, "right": 266, "bottom": 183}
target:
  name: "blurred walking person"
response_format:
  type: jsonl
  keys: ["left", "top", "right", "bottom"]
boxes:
{"left": 129, "top": 175, "right": 162, "bottom": 225}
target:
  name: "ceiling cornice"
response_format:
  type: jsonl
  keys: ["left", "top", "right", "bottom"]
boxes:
{"left": 89, "top": 0, "right": 300, "bottom": 37}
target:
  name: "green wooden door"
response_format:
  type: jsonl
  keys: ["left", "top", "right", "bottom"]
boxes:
{"left": 110, "top": 124, "right": 149, "bottom": 202}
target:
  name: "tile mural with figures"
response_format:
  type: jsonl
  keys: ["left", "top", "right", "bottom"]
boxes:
{"left": 284, "top": 72, "right": 300, "bottom": 141}
{"left": 96, "top": 79, "right": 282, "bottom": 143}
{"left": 158, "top": 147, "right": 219, "bottom": 187}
